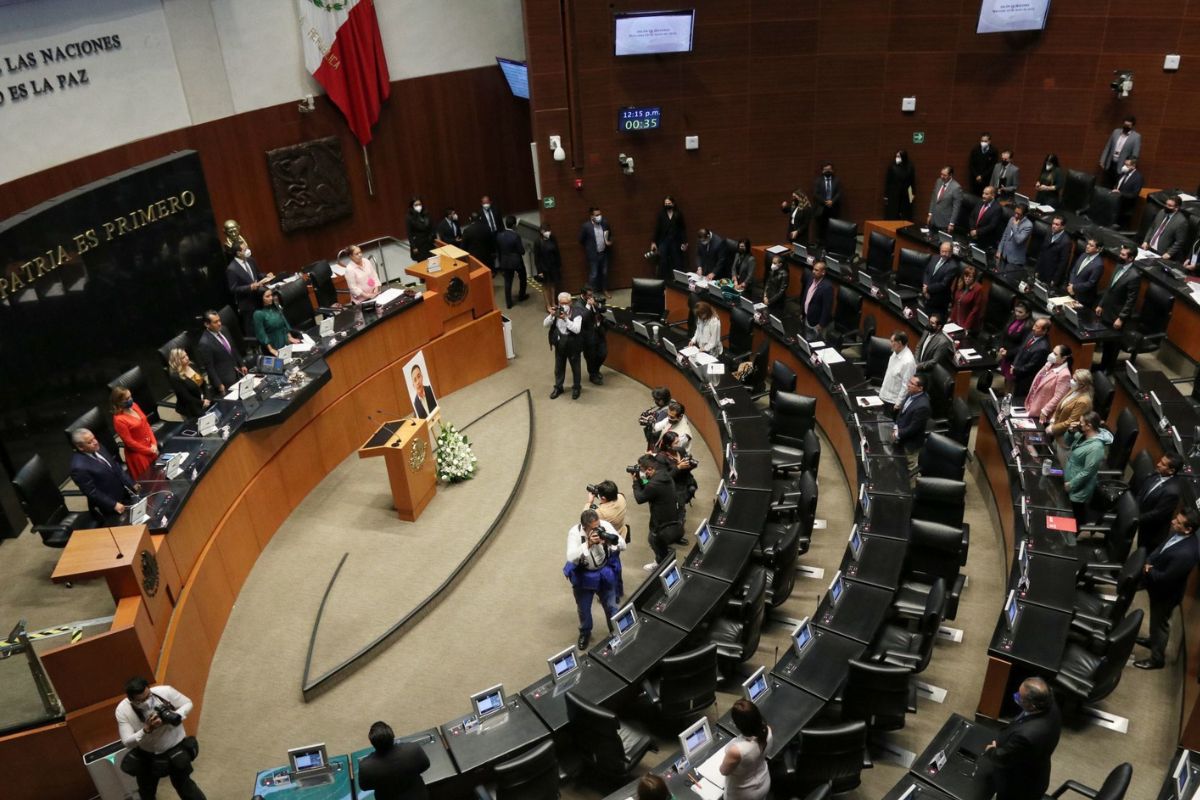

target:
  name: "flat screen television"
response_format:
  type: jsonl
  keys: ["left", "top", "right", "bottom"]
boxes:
{"left": 976, "top": 0, "right": 1051, "bottom": 34}
{"left": 496, "top": 57, "right": 529, "bottom": 99}
{"left": 614, "top": 10, "right": 695, "bottom": 56}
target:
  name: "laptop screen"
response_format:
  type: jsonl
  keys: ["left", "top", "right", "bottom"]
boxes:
{"left": 471, "top": 685, "right": 505, "bottom": 718}
{"left": 1005, "top": 590, "right": 1018, "bottom": 630}
{"left": 548, "top": 647, "right": 579, "bottom": 682}
{"left": 679, "top": 718, "right": 712, "bottom": 761}
{"left": 792, "top": 618, "right": 813, "bottom": 655}
{"left": 743, "top": 667, "right": 769, "bottom": 702}
{"left": 288, "top": 744, "right": 329, "bottom": 775}
{"left": 716, "top": 480, "right": 730, "bottom": 512}
{"left": 829, "top": 572, "right": 845, "bottom": 606}
{"left": 849, "top": 525, "right": 863, "bottom": 561}
{"left": 1174, "top": 749, "right": 1191, "bottom": 796}
{"left": 613, "top": 604, "right": 637, "bottom": 635}
{"left": 859, "top": 483, "right": 871, "bottom": 516}
{"left": 696, "top": 520, "right": 713, "bottom": 552}
{"left": 660, "top": 562, "right": 683, "bottom": 594}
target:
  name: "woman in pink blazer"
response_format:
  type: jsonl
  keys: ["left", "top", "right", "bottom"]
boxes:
{"left": 1026, "top": 345, "right": 1072, "bottom": 424}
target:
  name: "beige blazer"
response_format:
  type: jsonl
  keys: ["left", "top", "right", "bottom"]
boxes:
{"left": 1047, "top": 392, "right": 1092, "bottom": 437}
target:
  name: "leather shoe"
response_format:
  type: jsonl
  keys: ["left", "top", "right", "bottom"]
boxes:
{"left": 578, "top": 632, "right": 590, "bottom": 650}
{"left": 572, "top": 387, "right": 581, "bottom": 399}
{"left": 1136, "top": 636, "right": 1152, "bottom": 648}
{"left": 1133, "top": 658, "right": 1164, "bottom": 670}
{"left": 589, "top": 374, "right": 603, "bottom": 385}
{"left": 549, "top": 387, "right": 563, "bottom": 399}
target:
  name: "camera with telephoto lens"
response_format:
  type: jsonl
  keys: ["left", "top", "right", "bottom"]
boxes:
{"left": 157, "top": 707, "right": 183, "bottom": 726}
{"left": 625, "top": 464, "right": 640, "bottom": 476}
{"left": 598, "top": 528, "right": 620, "bottom": 546}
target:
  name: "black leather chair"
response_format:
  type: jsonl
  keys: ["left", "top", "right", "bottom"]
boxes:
{"left": 892, "top": 519, "right": 968, "bottom": 621}
{"left": 474, "top": 739, "right": 559, "bottom": 800}
{"left": 641, "top": 643, "right": 718, "bottom": 724}
{"left": 1061, "top": 169, "right": 1096, "bottom": 213}
{"left": 862, "top": 336, "right": 892, "bottom": 388}
{"left": 757, "top": 360, "right": 798, "bottom": 426}
{"left": 917, "top": 432, "right": 967, "bottom": 481}
{"left": 982, "top": 283, "right": 1017, "bottom": 338}
{"left": 631, "top": 278, "right": 666, "bottom": 319}
{"left": 777, "top": 721, "right": 870, "bottom": 795}
{"left": 825, "top": 286, "right": 864, "bottom": 350}
{"left": 738, "top": 340, "right": 771, "bottom": 395}
{"left": 770, "top": 460, "right": 818, "bottom": 525}
{"left": 824, "top": 219, "right": 858, "bottom": 263}
{"left": 708, "top": 566, "right": 767, "bottom": 679}
{"left": 1096, "top": 449, "right": 1155, "bottom": 510}
{"left": 1027, "top": 219, "right": 1049, "bottom": 262}
{"left": 1082, "top": 185, "right": 1122, "bottom": 229}
{"left": 216, "top": 303, "right": 257, "bottom": 354}
{"left": 64, "top": 406, "right": 121, "bottom": 463}
{"left": 107, "top": 365, "right": 178, "bottom": 433}
{"left": 277, "top": 277, "right": 317, "bottom": 331}
{"left": 841, "top": 659, "right": 916, "bottom": 732}
{"left": 1101, "top": 408, "right": 1138, "bottom": 476}
{"left": 756, "top": 517, "right": 803, "bottom": 606}
{"left": 796, "top": 784, "right": 833, "bottom": 800}
{"left": 942, "top": 397, "right": 974, "bottom": 450}
{"left": 12, "top": 454, "right": 94, "bottom": 547}
{"left": 157, "top": 330, "right": 196, "bottom": 368}
{"left": 870, "top": 579, "right": 945, "bottom": 673}
{"left": 1121, "top": 283, "right": 1174, "bottom": 363}
{"left": 1071, "top": 548, "right": 1145, "bottom": 643}
{"left": 563, "top": 692, "right": 653, "bottom": 780}
{"left": 912, "top": 477, "right": 967, "bottom": 529}
{"left": 896, "top": 249, "right": 926, "bottom": 294}
{"left": 865, "top": 231, "right": 896, "bottom": 277}
{"left": 768, "top": 391, "right": 816, "bottom": 446}
{"left": 1045, "top": 762, "right": 1132, "bottom": 800}
{"left": 927, "top": 364, "right": 956, "bottom": 425}
{"left": 726, "top": 306, "right": 755, "bottom": 362}
{"left": 1078, "top": 491, "right": 1138, "bottom": 570}
{"left": 1091, "top": 369, "right": 1114, "bottom": 420}
{"left": 1053, "top": 609, "right": 1142, "bottom": 707}
{"left": 303, "top": 260, "right": 351, "bottom": 312}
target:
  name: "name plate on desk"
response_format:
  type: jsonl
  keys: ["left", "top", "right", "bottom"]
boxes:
{"left": 197, "top": 411, "right": 217, "bottom": 435}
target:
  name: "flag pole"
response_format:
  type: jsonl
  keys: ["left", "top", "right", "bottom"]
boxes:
{"left": 362, "top": 144, "right": 375, "bottom": 196}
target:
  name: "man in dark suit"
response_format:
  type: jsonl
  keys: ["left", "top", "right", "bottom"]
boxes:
{"left": 69, "top": 428, "right": 138, "bottom": 526}
{"left": 195, "top": 310, "right": 247, "bottom": 396}
{"left": 357, "top": 721, "right": 430, "bottom": 800}
{"left": 914, "top": 314, "right": 954, "bottom": 374}
{"left": 695, "top": 228, "right": 732, "bottom": 280}
{"left": 812, "top": 162, "right": 842, "bottom": 243}
{"left": 1136, "top": 453, "right": 1185, "bottom": 554}
{"left": 894, "top": 374, "right": 931, "bottom": 486}
{"left": 1065, "top": 238, "right": 1104, "bottom": 308}
{"left": 578, "top": 207, "right": 613, "bottom": 297}
{"left": 1035, "top": 216, "right": 1072, "bottom": 288}
{"left": 409, "top": 364, "right": 438, "bottom": 419}
{"left": 578, "top": 286, "right": 608, "bottom": 385}
{"left": 435, "top": 207, "right": 462, "bottom": 247}
{"left": 226, "top": 242, "right": 274, "bottom": 332}
{"left": 995, "top": 203, "right": 1033, "bottom": 279}
{"left": 979, "top": 677, "right": 1062, "bottom": 800}
{"left": 1098, "top": 116, "right": 1141, "bottom": 186}
{"left": 763, "top": 254, "right": 790, "bottom": 311}
{"left": 801, "top": 259, "right": 834, "bottom": 334}
{"left": 1142, "top": 195, "right": 1189, "bottom": 260}
{"left": 461, "top": 212, "right": 492, "bottom": 267}
{"left": 478, "top": 195, "right": 503, "bottom": 267}
{"left": 969, "top": 186, "right": 1005, "bottom": 250}
{"left": 968, "top": 132, "right": 999, "bottom": 196}
{"left": 1110, "top": 157, "right": 1144, "bottom": 227}
{"left": 1007, "top": 317, "right": 1051, "bottom": 398}
{"left": 1136, "top": 509, "right": 1200, "bottom": 669}
{"left": 495, "top": 215, "right": 527, "bottom": 309}
{"left": 1095, "top": 245, "right": 1141, "bottom": 372}
{"left": 989, "top": 150, "right": 1020, "bottom": 200}
{"left": 922, "top": 242, "right": 960, "bottom": 319}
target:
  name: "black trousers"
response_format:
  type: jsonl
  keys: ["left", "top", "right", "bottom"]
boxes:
{"left": 648, "top": 521, "right": 684, "bottom": 562}
{"left": 553, "top": 341, "right": 581, "bottom": 390}
{"left": 1148, "top": 595, "right": 1175, "bottom": 665}
{"left": 1100, "top": 338, "right": 1121, "bottom": 373}
{"left": 135, "top": 751, "right": 206, "bottom": 800}
{"left": 501, "top": 269, "right": 527, "bottom": 308}
{"left": 584, "top": 334, "right": 606, "bottom": 378}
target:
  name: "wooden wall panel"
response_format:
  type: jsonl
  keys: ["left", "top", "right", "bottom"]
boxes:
{"left": 526, "top": 0, "right": 1200, "bottom": 291}
{"left": 42, "top": 623, "right": 153, "bottom": 713}
{"left": 0, "top": 723, "right": 94, "bottom": 799}
{"left": 66, "top": 696, "right": 123, "bottom": 755}
{"left": 0, "top": 67, "right": 536, "bottom": 275}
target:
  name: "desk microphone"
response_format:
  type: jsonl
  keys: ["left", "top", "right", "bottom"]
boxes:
{"left": 108, "top": 526, "right": 125, "bottom": 559}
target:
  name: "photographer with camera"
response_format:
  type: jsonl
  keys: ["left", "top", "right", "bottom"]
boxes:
{"left": 116, "top": 676, "right": 206, "bottom": 799}
{"left": 651, "top": 431, "right": 699, "bottom": 523}
{"left": 586, "top": 480, "right": 628, "bottom": 599}
{"left": 543, "top": 291, "right": 584, "bottom": 399}
{"left": 577, "top": 285, "right": 608, "bottom": 385}
{"left": 652, "top": 400, "right": 693, "bottom": 457}
{"left": 632, "top": 454, "right": 683, "bottom": 571}
{"left": 564, "top": 509, "right": 626, "bottom": 649}
{"left": 639, "top": 387, "right": 672, "bottom": 446}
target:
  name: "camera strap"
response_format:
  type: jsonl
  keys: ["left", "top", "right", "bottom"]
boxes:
{"left": 131, "top": 691, "right": 175, "bottom": 723}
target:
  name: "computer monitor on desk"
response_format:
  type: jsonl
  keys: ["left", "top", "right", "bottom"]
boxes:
{"left": 673, "top": 269, "right": 691, "bottom": 285}
{"left": 548, "top": 647, "right": 580, "bottom": 684}
{"left": 970, "top": 243, "right": 988, "bottom": 267}
{"left": 739, "top": 295, "right": 756, "bottom": 314}
{"left": 1004, "top": 590, "right": 1018, "bottom": 631}
{"left": 791, "top": 617, "right": 814, "bottom": 656}
{"left": 858, "top": 483, "right": 872, "bottom": 516}
{"left": 742, "top": 666, "right": 770, "bottom": 703}
{"left": 1173, "top": 749, "right": 1192, "bottom": 798}
{"left": 938, "top": 231, "right": 954, "bottom": 246}
{"left": 470, "top": 684, "right": 506, "bottom": 719}
{"left": 609, "top": 603, "right": 638, "bottom": 644}
{"left": 793, "top": 244, "right": 809, "bottom": 260}
{"left": 886, "top": 287, "right": 904, "bottom": 310}
{"left": 288, "top": 743, "right": 332, "bottom": 779}
{"left": 715, "top": 480, "right": 730, "bottom": 513}
{"left": 632, "top": 319, "right": 649, "bottom": 339}
{"left": 828, "top": 571, "right": 845, "bottom": 607}
{"left": 663, "top": 337, "right": 678, "bottom": 358}
{"left": 678, "top": 717, "right": 714, "bottom": 766}
{"left": 1125, "top": 360, "right": 1140, "bottom": 390}
{"left": 769, "top": 314, "right": 785, "bottom": 335}
{"left": 658, "top": 559, "right": 684, "bottom": 596}
{"left": 848, "top": 525, "right": 863, "bottom": 561}
{"left": 695, "top": 519, "right": 715, "bottom": 553}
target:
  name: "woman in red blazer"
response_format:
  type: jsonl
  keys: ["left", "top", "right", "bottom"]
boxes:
{"left": 111, "top": 386, "right": 158, "bottom": 479}
{"left": 949, "top": 265, "right": 985, "bottom": 333}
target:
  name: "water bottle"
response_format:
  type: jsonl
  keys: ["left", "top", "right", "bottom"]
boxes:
{"left": 1000, "top": 393, "right": 1011, "bottom": 420}
{"left": 1041, "top": 458, "right": 1052, "bottom": 476}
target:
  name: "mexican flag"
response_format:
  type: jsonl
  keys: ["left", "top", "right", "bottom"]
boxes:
{"left": 298, "top": 0, "right": 391, "bottom": 146}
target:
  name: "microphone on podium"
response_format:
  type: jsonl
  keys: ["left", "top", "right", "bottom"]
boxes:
{"left": 108, "top": 526, "right": 125, "bottom": 559}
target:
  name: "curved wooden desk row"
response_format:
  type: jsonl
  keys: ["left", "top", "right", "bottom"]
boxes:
{"left": 0, "top": 261, "right": 507, "bottom": 800}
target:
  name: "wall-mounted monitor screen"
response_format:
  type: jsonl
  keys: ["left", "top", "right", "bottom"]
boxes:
{"left": 976, "top": 0, "right": 1051, "bottom": 34}
{"left": 618, "top": 106, "right": 662, "bottom": 132}
{"left": 614, "top": 10, "right": 695, "bottom": 56}
{"left": 496, "top": 57, "right": 529, "bottom": 99}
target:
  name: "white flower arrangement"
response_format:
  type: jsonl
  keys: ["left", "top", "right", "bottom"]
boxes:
{"left": 434, "top": 423, "right": 478, "bottom": 483}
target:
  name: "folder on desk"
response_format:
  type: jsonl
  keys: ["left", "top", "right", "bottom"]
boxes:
{"left": 1045, "top": 515, "right": 1077, "bottom": 532}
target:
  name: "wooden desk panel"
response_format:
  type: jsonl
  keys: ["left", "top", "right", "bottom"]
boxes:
{"left": 0, "top": 722, "right": 95, "bottom": 800}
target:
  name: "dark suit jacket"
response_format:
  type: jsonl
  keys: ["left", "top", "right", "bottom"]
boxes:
{"left": 435, "top": 217, "right": 461, "bottom": 244}
{"left": 479, "top": 206, "right": 503, "bottom": 237}
{"left": 70, "top": 447, "right": 136, "bottom": 518}
{"left": 1098, "top": 264, "right": 1140, "bottom": 325}
{"left": 226, "top": 257, "right": 262, "bottom": 317}
{"left": 763, "top": 265, "right": 789, "bottom": 309}
{"left": 981, "top": 705, "right": 1062, "bottom": 800}
{"left": 1114, "top": 168, "right": 1144, "bottom": 199}
{"left": 462, "top": 220, "right": 493, "bottom": 264}
{"left": 1144, "top": 534, "right": 1200, "bottom": 608}
{"left": 652, "top": 207, "right": 687, "bottom": 248}
{"left": 1067, "top": 253, "right": 1104, "bottom": 308}
{"left": 495, "top": 229, "right": 525, "bottom": 272}
{"left": 195, "top": 329, "right": 244, "bottom": 393}
{"left": 1035, "top": 232, "right": 1072, "bottom": 287}
{"left": 971, "top": 201, "right": 1005, "bottom": 249}
{"left": 968, "top": 144, "right": 999, "bottom": 193}
{"left": 1137, "top": 475, "right": 1184, "bottom": 553}
{"left": 407, "top": 211, "right": 435, "bottom": 260}
{"left": 812, "top": 175, "right": 843, "bottom": 218}
{"left": 1011, "top": 333, "right": 1050, "bottom": 383}
{"left": 801, "top": 275, "right": 833, "bottom": 329}
{"left": 413, "top": 386, "right": 437, "bottom": 420}
{"left": 1145, "top": 210, "right": 1189, "bottom": 259}
{"left": 168, "top": 372, "right": 208, "bottom": 419}
{"left": 895, "top": 392, "right": 931, "bottom": 453}
{"left": 578, "top": 219, "right": 612, "bottom": 261}
{"left": 915, "top": 331, "right": 953, "bottom": 372}
{"left": 357, "top": 743, "right": 430, "bottom": 800}
{"left": 697, "top": 233, "right": 732, "bottom": 278}
{"left": 923, "top": 255, "right": 960, "bottom": 312}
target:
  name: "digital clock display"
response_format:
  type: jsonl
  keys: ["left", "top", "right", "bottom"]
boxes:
{"left": 618, "top": 106, "right": 661, "bottom": 132}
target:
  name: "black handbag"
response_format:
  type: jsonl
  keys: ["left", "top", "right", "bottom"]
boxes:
{"left": 119, "top": 748, "right": 149, "bottom": 777}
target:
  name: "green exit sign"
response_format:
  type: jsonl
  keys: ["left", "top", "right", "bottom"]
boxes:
{"left": 542, "top": 196, "right": 556, "bottom": 209}
{"left": 912, "top": 131, "right": 925, "bottom": 144}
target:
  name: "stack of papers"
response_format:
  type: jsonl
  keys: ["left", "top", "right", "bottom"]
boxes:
{"left": 692, "top": 352, "right": 718, "bottom": 367}
{"left": 679, "top": 345, "right": 701, "bottom": 359}
{"left": 943, "top": 322, "right": 964, "bottom": 334}
{"left": 375, "top": 287, "right": 404, "bottom": 307}
{"left": 958, "top": 348, "right": 982, "bottom": 361}
{"left": 857, "top": 395, "right": 884, "bottom": 407}
{"left": 1034, "top": 203, "right": 1056, "bottom": 214}
{"left": 1180, "top": 193, "right": 1197, "bottom": 202}
{"left": 690, "top": 780, "right": 723, "bottom": 799}
{"left": 1136, "top": 248, "right": 1157, "bottom": 261}
{"left": 1047, "top": 296, "right": 1074, "bottom": 308}
{"left": 696, "top": 746, "right": 729, "bottom": 789}
{"left": 766, "top": 244, "right": 789, "bottom": 254}
{"left": 815, "top": 348, "right": 846, "bottom": 365}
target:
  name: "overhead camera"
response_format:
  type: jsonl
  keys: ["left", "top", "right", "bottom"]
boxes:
{"left": 1110, "top": 71, "right": 1133, "bottom": 98}
{"left": 618, "top": 153, "right": 635, "bottom": 176}
{"left": 298, "top": 94, "right": 316, "bottom": 113}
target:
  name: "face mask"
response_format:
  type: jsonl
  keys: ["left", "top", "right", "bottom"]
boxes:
{"left": 560, "top": 304, "right": 570, "bottom": 312}
{"left": 980, "top": 141, "right": 988, "bottom": 149}
{"left": 122, "top": 398, "right": 134, "bottom": 409}
{"left": 1069, "top": 379, "right": 1078, "bottom": 389}
{"left": 413, "top": 205, "right": 423, "bottom": 213}
{"left": 542, "top": 231, "right": 551, "bottom": 239}
{"left": 895, "top": 157, "right": 902, "bottom": 165}
{"left": 451, "top": 214, "right": 458, "bottom": 221}
{"left": 1046, "top": 162, "right": 1053, "bottom": 170}
{"left": 242, "top": 249, "right": 251, "bottom": 258}
{"left": 593, "top": 215, "right": 602, "bottom": 223}
{"left": 1012, "top": 692, "right": 1023, "bottom": 708}
{"left": 1045, "top": 353, "right": 1057, "bottom": 365}
{"left": 1123, "top": 125, "right": 1132, "bottom": 132}
{"left": 482, "top": 203, "right": 491, "bottom": 210}
{"left": 772, "top": 262, "right": 782, "bottom": 270}
{"left": 1120, "top": 165, "right": 1130, "bottom": 173}
{"left": 664, "top": 204, "right": 673, "bottom": 211}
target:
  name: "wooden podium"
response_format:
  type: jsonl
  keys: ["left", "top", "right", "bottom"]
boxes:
{"left": 51, "top": 525, "right": 173, "bottom": 626}
{"left": 407, "top": 249, "right": 476, "bottom": 330}
{"left": 358, "top": 417, "right": 438, "bottom": 521}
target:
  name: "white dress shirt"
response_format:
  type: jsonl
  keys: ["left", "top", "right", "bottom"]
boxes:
{"left": 879, "top": 347, "right": 916, "bottom": 405}
{"left": 543, "top": 307, "right": 583, "bottom": 335}
{"left": 692, "top": 316, "right": 723, "bottom": 356}
{"left": 344, "top": 256, "right": 382, "bottom": 303}
{"left": 653, "top": 416, "right": 694, "bottom": 455}
{"left": 116, "top": 685, "right": 192, "bottom": 753}
{"left": 565, "top": 520, "right": 625, "bottom": 567}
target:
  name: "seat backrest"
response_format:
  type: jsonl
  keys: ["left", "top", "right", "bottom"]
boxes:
{"left": 771, "top": 391, "right": 816, "bottom": 444}
{"left": 801, "top": 429, "right": 821, "bottom": 474}
{"left": 1126, "top": 450, "right": 1155, "bottom": 497}
{"left": 1028, "top": 219, "right": 1049, "bottom": 261}
{"left": 928, "top": 364, "right": 955, "bottom": 420}
{"left": 1111, "top": 548, "right": 1147, "bottom": 622}
{"left": 742, "top": 340, "right": 770, "bottom": 394}
{"left": 983, "top": 283, "right": 1016, "bottom": 334}
{"left": 1091, "top": 369, "right": 1114, "bottom": 420}
{"left": 64, "top": 406, "right": 121, "bottom": 461}
{"left": 825, "top": 218, "right": 858, "bottom": 260}
{"left": 1107, "top": 408, "right": 1138, "bottom": 472}
{"left": 278, "top": 276, "right": 316, "bottom": 331}
{"left": 729, "top": 306, "right": 754, "bottom": 354}
{"left": 631, "top": 278, "right": 666, "bottom": 318}
{"left": 907, "top": 519, "right": 966, "bottom": 583}
{"left": 157, "top": 330, "right": 195, "bottom": 368}
{"left": 12, "top": 454, "right": 67, "bottom": 526}
{"left": 912, "top": 476, "right": 966, "bottom": 529}
{"left": 656, "top": 643, "right": 718, "bottom": 715}
{"left": 1105, "top": 491, "right": 1139, "bottom": 564}
{"left": 107, "top": 365, "right": 159, "bottom": 424}
{"left": 866, "top": 232, "right": 895, "bottom": 275}
{"left": 834, "top": 285, "right": 862, "bottom": 328}
{"left": 564, "top": 691, "right": 625, "bottom": 766}
{"left": 737, "top": 566, "right": 768, "bottom": 655}
{"left": 1090, "top": 609, "right": 1143, "bottom": 701}
{"left": 794, "top": 721, "right": 868, "bottom": 793}
{"left": 920, "top": 578, "right": 947, "bottom": 637}
{"left": 918, "top": 433, "right": 967, "bottom": 481}
{"left": 896, "top": 248, "right": 926, "bottom": 289}
{"left": 1139, "top": 283, "right": 1175, "bottom": 336}
{"left": 843, "top": 660, "right": 912, "bottom": 731}
{"left": 767, "top": 523, "right": 802, "bottom": 605}
{"left": 864, "top": 336, "right": 891, "bottom": 384}
{"left": 303, "top": 260, "right": 337, "bottom": 308}
{"left": 956, "top": 193, "right": 981, "bottom": 231}
{"left": 947, "top": 397, "right": 973, "bottom": 448}
{"left": 217, "top": 304, "right": 247, "bottom": 344}
{"left": 1063, "top": 169, "right": 1096, "bottom": 212}
{"left": 493, "top": 739, "right": 559, "bottom": 800}
{"left": 1094, "top": 762, "right": 1133, "bottom": 800}
{"left": 1087, "top": 186, "right": 1119, "bottom": 227}
{"left": 769, "top": 360, "right": 797, "bottom": 401}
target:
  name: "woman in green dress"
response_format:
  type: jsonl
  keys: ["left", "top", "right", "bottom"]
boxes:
{"left": 253, "top": 287, "right": 300, "bottom": 356}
